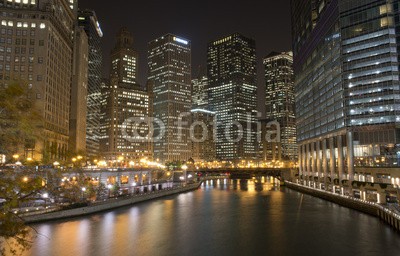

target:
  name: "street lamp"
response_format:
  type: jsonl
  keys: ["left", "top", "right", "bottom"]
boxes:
{"left": 182, "top": 165, "right": 188, "bottom": 185}
{"left": 107, "top": 184, "right": 113, "bottom": 198}
{"left": 81, "top": 187, "right": 86, "bottom": 201}
{"left": 42, "top": 192, "right": 49, "bottom": 208}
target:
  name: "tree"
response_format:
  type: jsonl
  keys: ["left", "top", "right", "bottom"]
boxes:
{"left": 95, "top": 183, "right": 109, "bottom": 200}
{"left": 0, "top": 82, "right": 43, "bottom": 255}
{"left": 0, "top": 168, "right": 45, "bottom": 255}
{"left": 0, "top": 83, "right": 42, "bottom": 162}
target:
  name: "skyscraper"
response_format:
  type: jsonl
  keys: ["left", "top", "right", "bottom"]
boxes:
{"left": 190, "top": 109, "right": 216, "bottom": 162}
{"left": 191, "top": 66, "right": 208, "bottom": 109}
{"left": 263, "top": 51, "right": 297, "bottom": 162}
{"left": 100, "top": 28, "right": 152, "bottom": 163}
{"left": 148, "top": 34, "right": 191, "bottom": 163}
{"left": 0, "top": 0, "right": 78, "bottom": 162}
{"left": 207, "top": 33, "right": 258, "bottom": 161}
{"left": 69, "top": 27, "right": 88, "bottom": 154}
{"left": 291, "top": 0, "right": 400, "bottom": 199}
{"left": 78, "top": 10, "right": 103, "bottom": 159}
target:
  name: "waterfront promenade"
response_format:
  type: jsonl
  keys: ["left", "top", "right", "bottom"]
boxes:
{"left": 20, "top": 177, "right": 224, "bottom": 224}
{"left": 286, "top": 181, "right": 400, "bottom": 232}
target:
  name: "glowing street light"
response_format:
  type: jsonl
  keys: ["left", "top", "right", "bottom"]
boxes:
{"left": 107, "top": 184, "right": 113, "bottom": 198}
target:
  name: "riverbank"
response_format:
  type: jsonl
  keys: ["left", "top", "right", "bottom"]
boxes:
{"left": 22, "top": 182, "right": 202, "bottom": 224}
{"left": 285, "top": 181, "right": 400, "bottom": 232}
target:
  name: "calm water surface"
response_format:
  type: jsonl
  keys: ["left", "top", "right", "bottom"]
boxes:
{"left": 21, "top": 179, "right": 400, "bottom": 256}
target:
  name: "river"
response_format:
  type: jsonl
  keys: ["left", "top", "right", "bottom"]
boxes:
{"left": 17, "top": 178, "right": 400, "bottom": 256}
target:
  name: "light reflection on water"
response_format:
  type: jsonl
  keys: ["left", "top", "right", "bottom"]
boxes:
{"left": 13, "top": 178, "right": 400, "bottom": 256}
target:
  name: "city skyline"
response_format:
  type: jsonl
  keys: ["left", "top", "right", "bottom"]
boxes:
{"left": 2, "top": 1, "right": 400, "bottom": 255}
{"left": 78, "top": 0, "right": 292, "bottom": 94}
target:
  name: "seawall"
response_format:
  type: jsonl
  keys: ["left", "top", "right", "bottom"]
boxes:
{"left": 22, "top": 183, "right": 201, "bottom": 224}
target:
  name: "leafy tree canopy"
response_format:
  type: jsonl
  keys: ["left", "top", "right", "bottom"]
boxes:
{"left": 0, "top": 83, "right": 42, "bottom": 161}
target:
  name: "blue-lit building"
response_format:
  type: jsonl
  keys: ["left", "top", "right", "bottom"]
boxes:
{"left": 291, "top": 0, "right": 400, "bottom": 200}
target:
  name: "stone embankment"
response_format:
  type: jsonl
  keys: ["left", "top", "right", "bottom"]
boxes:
{"left": 22, "top": 182, "right": 202, "bottom": 223}
{"left": 285, "top": 181, "right": 400, "bottom": 232}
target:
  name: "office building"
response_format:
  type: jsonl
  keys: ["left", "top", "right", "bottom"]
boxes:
{"left": 190, "top": 109, "right": 216, "bottom": 162}
{"left": 100, "top": 28, "right": 152, "bottom": 163}
{"left": 207, "top": 33, "right": 258, "bottom": 161}
{"left": 148, "top": 34, "right": 192, "bottom": 163}
{"left": 263, "top": 51, "right": 297, "bottom": 163}
{"left": 291, "top": 0, "right": 400, "bottom": 200}
{"left": 78, "top": 10, "right": 103, "bottom": 158}
{"left": 69, "top": 27, "right": 88, "bottom": 154}
{"left": 192, "top": 66, "right": 208, "bottom": 109}
{"left": 0, "top": 0, "right": 78, "bottom": 162}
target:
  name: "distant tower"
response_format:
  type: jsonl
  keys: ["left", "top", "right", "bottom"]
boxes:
{"left": 100, "top": 28, "right": 152, "bottom": 163}
{"left": 191, "top": 109, "right": 216, "bottom": 162}
{"left": 78, "top": 10, "right": 104, "bottom": 158}
{"left": 207, "top": 33, "right": 258, "bottom": 161}
{"left": 263, "top": 51, "right": 297, "bottom": 162}
{"left": 111, "top": 27, "right": 138, "bottom": 84}
{"left": 191, "top": 66, "right": 208, "bottom": 109}
{"left": 147, "top": 34, "right": 192, "bottom": 163}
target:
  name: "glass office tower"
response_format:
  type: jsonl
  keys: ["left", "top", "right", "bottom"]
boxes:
{"left": 292, "top": 0, "right": 400, "bottom": 198}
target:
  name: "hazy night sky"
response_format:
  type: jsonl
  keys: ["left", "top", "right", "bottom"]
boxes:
{"left": 78, "top": 0, "right": 292, "bottom": 113}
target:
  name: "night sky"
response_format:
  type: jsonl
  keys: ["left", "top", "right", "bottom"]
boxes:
{"left": 78, "top": 0, "right": 292, "bottom": 113}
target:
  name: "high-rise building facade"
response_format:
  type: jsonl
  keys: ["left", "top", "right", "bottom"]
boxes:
{"left": 78, "top": 10, "right": 103, "bottom": 159}
{"left": 190, "top": 109, "right": 216, "bottom": 162}
{"left": 100, "top": 29, "right": 152, "bottom": 163}
{"left": 148, "top": 34, "right": 191, "bottom": 163}
{"left": 69, "top": 27, "right": 88, "bottom": 154}
{"left": 263, "top": 52, "right": 297, "bottom": 162}
{"left": 207, "top": 33, "right": 258, "bottom": 161}
{"left": 0, "top": 0, "right": 77, "bottom": 162}
{"left": 292, "top": 0, "right": 400, "bottom": 198}
{"left": 192, "top": 66, "right": 208, "bottom": 109}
